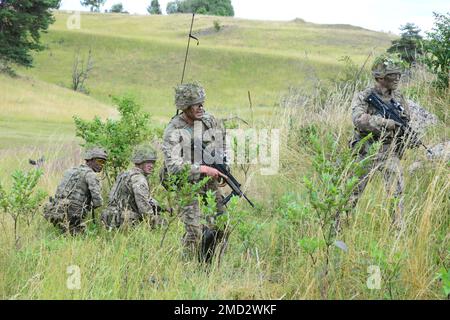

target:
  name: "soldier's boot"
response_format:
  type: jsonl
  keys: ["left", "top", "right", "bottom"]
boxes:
{"left": 199, "top": 226, "right": 225, "bottom": 264}
{"left": 69, "top": 215, "right": 86, "bottom": 235}
{"left": 199, "top": 226, "right": 215, "bottom": 264}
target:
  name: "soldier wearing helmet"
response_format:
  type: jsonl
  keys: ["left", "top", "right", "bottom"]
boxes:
{"left": 161, "top": 82, "right": 228, "bottom": 262}
{"left": 349, "top": 54, "right": 417, "bottom": 228}
{"left": 43, "top": 146, "right": 107, "bottom": 234}
{"left": 101, "top": 145, "right": 163, "bottom": 229}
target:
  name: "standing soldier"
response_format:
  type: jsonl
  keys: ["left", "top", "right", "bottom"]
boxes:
{"left": 44, "top": 146, "right": 107, "bottom": 234}
{"left": 161, "top": 82, "right": 227, "bottom": 262}
{"left": 350, "top": 54, "right": 419, "bottom": 227}
{"left": 101, "top": 146, "right": 163, "bottom": 229}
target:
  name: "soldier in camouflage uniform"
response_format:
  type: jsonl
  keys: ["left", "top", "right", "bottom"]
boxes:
{"left": 161, "top": 83, "right": 227, "bottom": 261}
{"left": 43, "top": 147, "right": 107, "bottom": 234}
{"left": 101, "top": 146, "right": 163, "bottom": 229}
{"left": 350, "top": 54, "right": 419, "bottom": 227}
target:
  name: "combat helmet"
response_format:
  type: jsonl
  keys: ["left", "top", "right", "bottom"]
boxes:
{"left": 175, "top": 83, "right": 206, "bottom": 110}
{"left": 372, "top": 53, "right": 405, "bottom": 78}
{"left": 83, "top": 146, "right": 108, "bottom": 160}
{"left": 132, "top": 146, "right": 157, "bottom": 164}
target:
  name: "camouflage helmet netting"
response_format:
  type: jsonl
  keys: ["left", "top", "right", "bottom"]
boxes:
{"left": 372, "top": 54, "right": 405, "bottom": 78}
{"left": 174, "top": 83, "right": 206, "bottom": 110}
{"left": 132, "top": 146, "right": 157, "bottom": 164}
{"left": 84, "top": 146, "right": 108, "bottom": 160}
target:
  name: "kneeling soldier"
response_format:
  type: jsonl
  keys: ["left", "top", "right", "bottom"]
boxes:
{"left": 101, "top": 146, "right": 163, "bottom": 229}
{"left": 44, "top": 147, "right": 107, "bottom": 234}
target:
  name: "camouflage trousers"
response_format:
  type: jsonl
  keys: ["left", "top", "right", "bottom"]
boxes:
{"left": 43, "top": 199, "right": 89, "bottom": 235}
{"left": 350, "top": 143, "right": 405, "bottom": 224}
{"left": 180, "top": 181, "right": 225, "bottom": 260}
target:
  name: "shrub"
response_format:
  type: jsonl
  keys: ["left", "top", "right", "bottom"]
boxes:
{"left": 0, "top": 169, "right": 47, "bottom": 247}
{"left": 74, "top": 96, "right": 160, "bottom": 184}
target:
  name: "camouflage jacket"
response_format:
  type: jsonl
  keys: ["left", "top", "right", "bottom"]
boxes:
{"left": 54, "top": 164, "right": 103, "bottom": 210}
{"left": 161, "top": 112, "right": 227, "bottom": 182}
{"left": 352, "top": 84, "right": 411, "bottom": 144}
{"left": 106, "top": 167, "right": 156, "bottom": 217}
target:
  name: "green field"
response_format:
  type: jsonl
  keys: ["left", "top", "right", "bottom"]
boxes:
{"left": 1, "top": 12, "right": 448, "bottom": 300}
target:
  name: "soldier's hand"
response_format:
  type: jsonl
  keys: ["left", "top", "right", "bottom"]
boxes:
{"left": 200, "top": 165, "right": 227, "bottom": 180}
{"left": 385, "top": 119, "right": 402, "bottom": 131}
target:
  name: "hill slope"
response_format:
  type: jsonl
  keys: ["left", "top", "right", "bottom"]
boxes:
{"left": 19, "top": 12, "right": 394, "bottom": 120}
{"left": 0, "top": 73, "right": 115, "bottom": 149}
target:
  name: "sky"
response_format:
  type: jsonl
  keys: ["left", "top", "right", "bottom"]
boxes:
{"left": 59, "top": 0, "right": 449, "bottom": 34}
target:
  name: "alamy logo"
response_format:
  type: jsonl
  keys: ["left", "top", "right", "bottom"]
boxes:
{"left": 66, "top": 265, "right": 81, "bottom": 290}
{"left": 66, "top": 11, "right": 81, "bottom": 30}
{"left": 367, "top": 265, "right": 381, "bottom": 290}
{"left": 167, "top": 121, "right": 280, "bottom": 175}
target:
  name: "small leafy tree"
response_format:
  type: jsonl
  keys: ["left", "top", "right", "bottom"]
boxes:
{"left": 423, "top": 12, "right": 450, "bottom": 91}
{"left": 74, "top": 96, "right": 160, "bottom": 184}
{"left": 0, "top": 169, "right": 47, "bottom": 247}
{"left": 302, "top": 132, "right": 377, "bottom": 296}
{"left": 387, "top": 23, "right": 424, "bottom": 65}
{"left": 147, "top": 0, "right": 162, "bottom": 14}
{"left": 0, "top": 0, "right": 61, "bottom": 73}
{"left": 110, "top": 3, "right": 124, "bottom": 13}
{"left": 213, "top": 20, "right": 221, "bottom": 32}
{"left": 80, "top": 0, "right": 106, "bottom": 12}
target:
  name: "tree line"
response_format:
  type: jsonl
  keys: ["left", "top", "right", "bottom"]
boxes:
{"left": 79, "top": 0, "right": 234, "bottom": 16}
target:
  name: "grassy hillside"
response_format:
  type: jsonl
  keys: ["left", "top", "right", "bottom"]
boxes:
{"left": 0, "top": 73, "right": 115, "bottom": 149}
{"left": 19, "top": 12, "right": 393, "bottom": 120}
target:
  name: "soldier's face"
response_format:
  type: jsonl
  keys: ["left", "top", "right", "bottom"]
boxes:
{"left": 185, "top": 103, "right": 204, "bottom": 121}
{"left": 379, "top": 73, "right": 401, "bottom": 90}
{"left": 139, "top": 161, "right": 155, "bottom": 176}
{"left": 90, "top": 158, "right": 106, "bottom": 173}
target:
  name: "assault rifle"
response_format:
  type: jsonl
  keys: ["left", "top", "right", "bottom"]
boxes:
{"left": 197, "top": 141, "right": 255, "bottom": 208}
{"left": 365, "top": 92, "right": 432, "bottom": 155}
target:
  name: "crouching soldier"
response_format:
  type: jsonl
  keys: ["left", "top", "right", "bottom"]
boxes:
{"left": 44, "top": 147, "right": 107, "bottom": 234}
{"left": 101, "top": 146, "right": 164, "bottom": 229}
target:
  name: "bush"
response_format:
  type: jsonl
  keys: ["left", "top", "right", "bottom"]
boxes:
{"left": 0, "top": 169, "right": 47, "bottom": 247}
{"left": 213, "top": 20, "right": 221, "bottom": 32}
{"left": 423, "top": 12, "right": 450, "bottom": 91}
{"left": 303, "top": 132, "right": 376, "bottom": 246}
{"left": 74, "top": 96, "right": 161, "bottom": 184}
